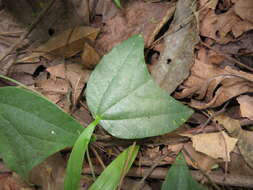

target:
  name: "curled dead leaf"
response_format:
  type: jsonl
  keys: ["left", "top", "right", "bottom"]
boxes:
{"left": 175, "top": 48, "right": 253, "bottom": 109}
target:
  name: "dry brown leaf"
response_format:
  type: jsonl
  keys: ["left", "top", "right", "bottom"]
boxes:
{"left": 29, "top": 153, "right": 65, "bottom": 190}
{"left": 224, "top": 152, "right": 253, "bottom": 176}
{"left": 46, "top": 64, "right": 66, "bottom": 80}
{"left": 36, "top": 78, "right": 69, "bottom": 94}
{"left": 215, "top": 115, "right": 253, "bottom": 169}
{"left": 0, "top": 173, "right": 33, "bottom": 190}
{"left": 237, "top": 95, "right": 253, "bottom": 120}
{"left": 234, "top": 0, "right": 253, "bottom": 22}
{"left": 182, "top": 132, "right": 238, "bottom": 161}
{"left": 66, "top": 64, "right": 91, "bottom": 105}
{"left": 95, "top": 1, "right": 175, "bottom": 53}
{"left": 175, "top": 48, "right": 253, "bottom": 109}
{"left": 19, "top": 26, "right": 100, "bottom": 63}
{"left": 81, "top": 42, "right": 100, "bottom": 69}
{"left": 200, "top": 7, "right": 253, "bottom": 43}
{"left": 183, "top": 142, "right": 219, "bottom": 171}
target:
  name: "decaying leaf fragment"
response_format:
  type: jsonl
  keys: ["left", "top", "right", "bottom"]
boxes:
{"left": 175, "top": 48, "right": 253, "bottom": 109}
{"left": 215, "top": 115, "right": 253, "bottom": 169}
{"left": 151, "top": 0, "right": 199, "bottom": 94}
{"left": 81, "top": 42, "right": 100, "bottom": 69}
{"left": 36, "top": 63, "right": 90, "bottom": 111}
{"left": 18, "top": 26, "right": 100, "bottom": 63}
{"left": 183, "top": 142, "right": 219, "bottom": 172}
{"left": 95, "top": 1, "right": 175, "bottom": 53}
{"left": 200, "top": 1, "right": 253, "bottom": 43}
{"left": 237, "top": 95, "right": 253, "bottom": 120}
{"left": 182, "top": 132, "right": 237, "bottom": 161}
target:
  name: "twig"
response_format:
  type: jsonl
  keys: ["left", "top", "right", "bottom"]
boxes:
{"left": 83, "top": 166, "right": 253, "bottom": 188}
{"left": 133, "top": 154, "right": 168, "bottom": 190}
{"left": 201, "top": 42, "right": 253, "bottom": 72}
{"left": 86, "top": 148, "right": 96, "bottom": 181}
{"left": 91, "top": 146, "right": 106, "bottom": 169}
{"left": 0, "top": 0, "right": 57, "bottom": 74}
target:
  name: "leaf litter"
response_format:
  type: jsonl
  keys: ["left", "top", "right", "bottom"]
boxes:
{"left": 1, "top": 0, "right": 253, "bottom": 189}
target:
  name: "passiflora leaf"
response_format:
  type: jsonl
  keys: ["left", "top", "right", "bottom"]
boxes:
{"left": 162, "top": 153, "right": 207, "bottom": 190}
{"left": 64, "top": 116, "right": 101, "bottom": 190}
{"left": 88, "top": 144, "right": 139, "bottom": 190}
{"left": 0, "top": 87, "right": 83, "bottom": 179}
{"left": 86, "top": 35, "right": 193, "bottom": 139}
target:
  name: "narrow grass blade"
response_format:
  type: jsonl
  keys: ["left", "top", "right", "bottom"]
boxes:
{"left": 88, "top": 144, "right": 139, "bottom": 190}
{"left": 64, "top": 116, "right": 101, "bottom": 190}
{"left": 113, "top": 0, "right": 122, "bottom": 8}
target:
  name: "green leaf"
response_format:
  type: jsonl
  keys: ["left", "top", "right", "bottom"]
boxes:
{"left": 0, "top": 87, "right": 83, "bottom": 179}
{"left": 88, "top": 144, "right": 139, "bottom": 190}
{"left": 86, "top": 35, "right": 193, "bottom": 139}
{"left": 64, "top": 116, "right": 101, "bottom": 190}
{"left": 113, "top": 0, "right": 122, "bottom": 8}
{"left": 162, "top": 153, "right": 207, "bottom": 190}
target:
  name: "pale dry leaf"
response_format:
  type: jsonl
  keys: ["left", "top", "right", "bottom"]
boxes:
{"left": 234, "top": 0, "right": 253, "bottom": 22}
{"left": 18, "top": 26, "right": 100, "bottom": 63}
{"left": 66, "top": 64, "right": 91, "bottom": 105}
{"left": 215, "top": 115, "right": 253, "bottom": 169}
{"left": 182, "top": 132, "right": 238, "bottom": 161}
{"left": 183, "top": 142, "right": 219, "bottom": 171}
{"left": 46, "top": 64, "right": 66, "bottom": 80}
{"left": 36, "top": 78, "right": 69, "bottom": 94}
{"left": 237, "top": 95, "right": 253, "bottom": 120}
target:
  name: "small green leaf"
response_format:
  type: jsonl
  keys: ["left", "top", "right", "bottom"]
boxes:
{"left": 64, "top": 116, "right": 101, "bottom": 190}
{"left": 88, "top": 144, "right": 139, "bottom": 190}
{"left": 162, "top": 153, "right": 207, "bottom": 190}
{"left": 113, "top": 0, "right": 122, "bottom": 8}
{"left": 86, "top": 35, "right": 193, "bottom": 139}
{"left": 0, "top": 87, "right": 83, "bottom": 179}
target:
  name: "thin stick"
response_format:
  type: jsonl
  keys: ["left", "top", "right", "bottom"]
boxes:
{"left": 87, "top": 148, "right": 96, "bottom": 181}
{"left": 0, "top": 0, "right": 57, "bottom": 73}
{"left": 133, "top": 154, "right": 168, "bottom": 190}
{"left": 91, "top": 146, "right": 106, "bottom": 169}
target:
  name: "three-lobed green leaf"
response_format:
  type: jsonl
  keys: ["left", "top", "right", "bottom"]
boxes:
{"left": 0, "top": 87, "right": 83, "bottom": 179}
{"left": 86, "top": 35, "right": 193, "bottom": 139}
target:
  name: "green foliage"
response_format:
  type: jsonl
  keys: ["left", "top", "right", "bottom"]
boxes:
{"left": 0, "top": 87, "right": 83, "bottom": 179}
{"left": 162, "top": 153, "right": 207, "bottom": 190}
{"left": 113, "top": 0, "right": 122, "bottom": 8}
{"left": 64, "top": 116, "right": 101, "bottom": 190}
{"left": 0, "top": 35, "right": 194, "bottom": 190}
{"left": 86, "top": 35, "right": 193, "bottom": 139}
{"left": 88, "top": 144, "right": 139, "bottom": 190}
